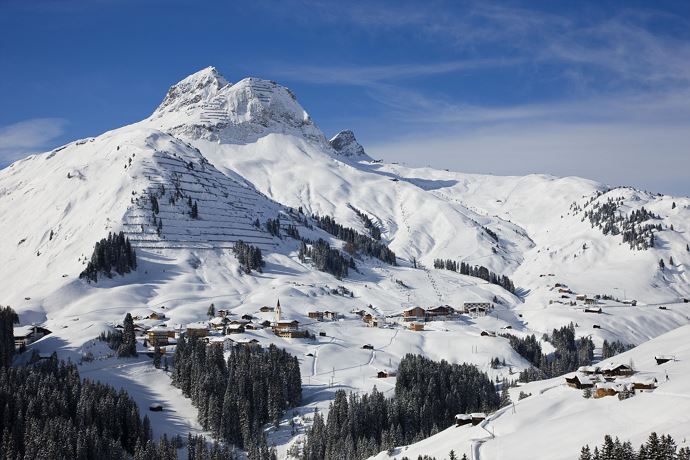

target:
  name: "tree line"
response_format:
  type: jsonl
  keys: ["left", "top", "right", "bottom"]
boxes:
{"left": 349, "top": 205, "right": 382, "bottom": 240}
{"left": 232, "top": 240, "right": 265, "bottom": 274}
{"left": 300, "top": 354, "right": 499, "bottom": 460}
{"left": 579, "top": 433, "right": 689, "bottom": 460}
{"left": 311, "top": 214, "right": 396, "bottom": 265}
{"left": 433, "top": 259, "right": 516, "bottom": 294}
{"left": 171, "top": 337, "right": 301, "bottom": 454}
{"left": 79, "top": 231, "right": 137, "bottom": 283}
{"left": 298, "top": 239, "right": 355, "bottom": 279}
{"left": 502, "top": 323, "right": 595, "bottom": 382}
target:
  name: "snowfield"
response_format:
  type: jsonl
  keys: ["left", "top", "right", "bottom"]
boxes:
{"left": 2, "top": 66, "right": 690, "bottom": 459}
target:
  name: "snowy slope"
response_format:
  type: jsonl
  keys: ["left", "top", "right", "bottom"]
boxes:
{"left": 373, "top": 317, "right": 690, "bottom": 460}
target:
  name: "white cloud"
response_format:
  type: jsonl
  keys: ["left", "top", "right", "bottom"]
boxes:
{"left": 0, "top": 118, "right": 67, "bottom": 165}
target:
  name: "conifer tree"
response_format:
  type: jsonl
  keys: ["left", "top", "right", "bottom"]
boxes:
{"left": 117, "top": 313, "right": 138, "bottom": 357}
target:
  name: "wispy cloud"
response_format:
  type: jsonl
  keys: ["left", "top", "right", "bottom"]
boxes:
{"left": 268, "top": 58, "right": 521, "bottom": 86}
{"left": 0, "top": 118, "right": 68, "bottom": 166}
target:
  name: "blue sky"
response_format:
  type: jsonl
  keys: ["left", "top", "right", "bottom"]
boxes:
{"left": 1, "top": 0, "right": 689, "bottom": 195}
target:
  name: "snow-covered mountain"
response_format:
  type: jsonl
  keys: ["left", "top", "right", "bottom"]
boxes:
{"left": 2, "top": 66, "right": 690, "bottom": 458}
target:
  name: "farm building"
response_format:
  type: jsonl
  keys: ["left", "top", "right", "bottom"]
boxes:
{"left": 584, "top": 307, "right": 602, "bottom": 314}
{"left": 632, "top": 376, "right": 657, "bottom": 391}
{"left": 577, "top": 366, "right": 601, "bottom": 375}
{"left": 185, "top": 322, "right": 209, "bottom": 338}
{"left": 308, "top": 311, "right": 324, "bottom": 321}
{"left": 259, "top": 306, "right": 274, "bottom": 313}
{"left": 565, "top": 374, "right": 594, "bottom": 389}
{"left": 147, "top": 326, "right": 175, "bottom": 346}
{"left": 594, "top": 382, "right": 627, "bottom": 398}
{"left": 402, "top": 306, "right": 426, "bottom": 322}
{"left": 13, "top": 325, "right": 51, "bottom": 348}
{"left": 426, "top": 305, "right": 455, "bottom": 320}
{"left": 324, "top": 311, "right": 339, "bottom": 321}
{"left": 409, "top": 322, "right": 425, "bottom": 331}
{"left": 455, "top": 414, "right": 472, "bottom": 427}
{"left": 601, "top": 363, "right": 634, "bottom": 377}
{"left": 273, "top": 320, "right": 305, "bottom": 338}
{"left": 655, "top": 356, "right": 674, "bottom": 365}
{"left": 471, "top": 413, "right": 486, "bottom": 425}
{"left": 480, "top": 330, "right": 496, "bottom": 337}
{"left": 226, "top": 323, "right": 245, "bottom": 334}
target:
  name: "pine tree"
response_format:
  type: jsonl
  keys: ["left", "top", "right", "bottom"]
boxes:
{"left": 117, "top": 313, "right": 138, "bottom": 357}
{"left": 659, "top": 258, "right": 666, "bottom": 270}
{"left": 207, "top": 303, "right": 215, "bottom": 318}
{"left": 0, "top": 306, "right": 19, "bottom": 367}
{"left": 669, "top": 256, "right": 674, "bottom": 266}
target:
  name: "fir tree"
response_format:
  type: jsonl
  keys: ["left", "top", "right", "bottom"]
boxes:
{"left": 0, "top": 306, "right": 19, "bottom": 367}
{"left": 117, "top": 313, "right": 138, "bottom": 357}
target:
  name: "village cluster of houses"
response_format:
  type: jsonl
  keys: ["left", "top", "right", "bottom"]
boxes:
{"left": 550, "top": 283, "right": 637, "bottom": 309}
{"left": 565, "top": 363, "right": 657, "bottom": 398}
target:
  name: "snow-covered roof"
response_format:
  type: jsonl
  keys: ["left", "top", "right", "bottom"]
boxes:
{"left": 455, "top": 414, "right": 472, "bottom": 420}
{"left": 13, "top": 325, "right": 35, "bottom": 337}
{"left": 186, "top": 322, "right": 209, "bottom": 330}
{"left": 149, "top": 326, "right": 173, "bottom": 333}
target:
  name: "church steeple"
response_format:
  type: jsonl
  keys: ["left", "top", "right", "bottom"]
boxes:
{"left": 275, "top": 299, "right": 281, "bottom": 324}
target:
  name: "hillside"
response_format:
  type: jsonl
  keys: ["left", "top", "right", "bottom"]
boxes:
{"left": 1, "top": 66, "right": 690, "bottom": 459}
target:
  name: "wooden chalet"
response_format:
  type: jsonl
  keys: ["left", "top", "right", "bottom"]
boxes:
{"left": 241, "top": 314, "right": 254, "bottom": 321}
{"left": 308, "top": 311, "right": 324, "bottom": 321}
{"left": 480, "top": 330, "right": 496, "bottom": 337}
{"left": 584, "top": 307, "right": 602, "bottom": 314}
{"left": 324, "top": 311, "right": 339, "bottom": 321}
{"left": 185, "top": 322, "right": 209, "bottom": 339}
{"left": 565, "top": 374, "right": 594, "bottom": 389}
{"left": 13, "top": 325, "right": 51, "bottom": 348}
{"left": 259, "top": 306, "right": 274, "bottom": 313}
{"left": 455, "top": 414, "right": 472, "bottom": 427}
{"left": 403, "top": 306, "right": 426, "bottom": 322}
{"left": 655, "top": 356, "right": 674, "bottom": 365}
{"left": 471, "top": 413, "right": 486, "bottom": 425}
{"left": 148, "top": 326, "right": 175, "bottom": 346}
{"left": 426, "top": 305, "right": 455, "bottom": 320}
{"left": 577, "top": 366, "right": 601, "bottom": 375}
{"left": 594, "top": 382, "right": 625, "bottom": 398}
{"left": 273, "top": 320, "right": 305, "bottom": 338}
{"left": 409, "top": 322, "right": 425, "bottom": 331}
{"left": 226, "top": 323, "right": 245, "bottom": 334}
{"left": 632, "top": 377, "right": 657, "bottom": 391}
{"left": 602, "top": 363, "right": 634, "bottom": 377}
{"left": 584, "top": 298, "right": 598, "bottom": 306}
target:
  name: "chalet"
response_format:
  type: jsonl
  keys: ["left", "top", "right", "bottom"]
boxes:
{"left": 464, "top": 302, "right": 492, "bottom": 317}
{"left": 207, "top": 336, "right": 233, "bottom": 351}
{"left": 13, "top": 325, "right": 51, "bottom": 348}
{"left": 402, "top": 306, "right": 426, "bottom": 322}
{"left": 377, "top": 370, "right": 389, "bottom": 378}
{"left": 226, "top": 323, "right": 245, "bottom": 334}
{"left": 455, "top": 414, "right": 472, "bottom": 427}
{"left": 234, "top": 338, "right": 261, "bottom": 348}
{"left": 364, "top": 315, "right": 382, "bottom": 328}
{"left": 308, "top": 311, "right": 324, "bottom": 321}
{"left": 593, "top": 324, "right": 601, "bottom": 329}
{"left": 658, "top": 306, "right": 667, "bottom": 310}
{"left": 565, "top": 374, "right": 594, "bottom": 389}
{"left": 655, "top": 356, "right": 674, "bottom": 365}
{"left": 148, "top": 311, "right": 166, "bottom": 320}
{"left": 148, "top": 326, "right": 175, "bottom": 346}
{"left": 632, "top": 377, "right": 657, "bottom": 391}
{"left": 149, "top": 403, "right": 163, "bottom": 412}
{"left": 480, "top": 330, "right": 496, "bottom": 337}
{"left": 245, "top": 322, "right": 264, "bottom": 330}
{"left": 601, "top": 363, "right": 634, "bottom": 377}
{"left": 209, "top": 316, "right": 228, "bottom": 331}
{"left": 584, "top": 307, "right": 602, "bottom": 314}
{"left": 577, "top": 366, "right": 601, "bottom": 375}
{"left": 594, "top": 382, "right": 625, "bottom": 398}
{"left": 273, "top": 320, "right": 305, "bottom": 338}
{"left": 259, "top": 306, "right": 274, "bottom": 313}
{"left": 260, "top": 320, "right": 272, "bottom": 328}
{"left": 362, "top": 344, "right": 374, "bottom": 350}
{"left": 324, "top": 311, "right": 339, "bottom": 321}
{"left": 352, "top": 309, "right": 367, "bottom": 317}
{"left": 471, "top": 413, "right": 486, "bottom": 425}
{"left": 185, "top": 322, "right": 209, "bottom": 339}
{"left": 576, "top": 294, "right": 587, "bottom": 301}
{"left": 558, "top": 288, "right": 572, "bottom": 294}
{"left": 217, "top": 309, "right": 231, "bottom": 317}
{"left": 241, "top": 314, "right": 254, "bottom": 321}
{"left": 584, "top": 298, "right": 598, "bottom": 306}
{"left": 409, "top": 322, "right": 425, "bottom": 331}
{"left": 426, "top": 305, "right": 455, "bottom": 320}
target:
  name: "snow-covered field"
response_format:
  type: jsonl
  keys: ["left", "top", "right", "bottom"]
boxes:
{"left": 2, "top": 66, "right": 690, "bottom": 459}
